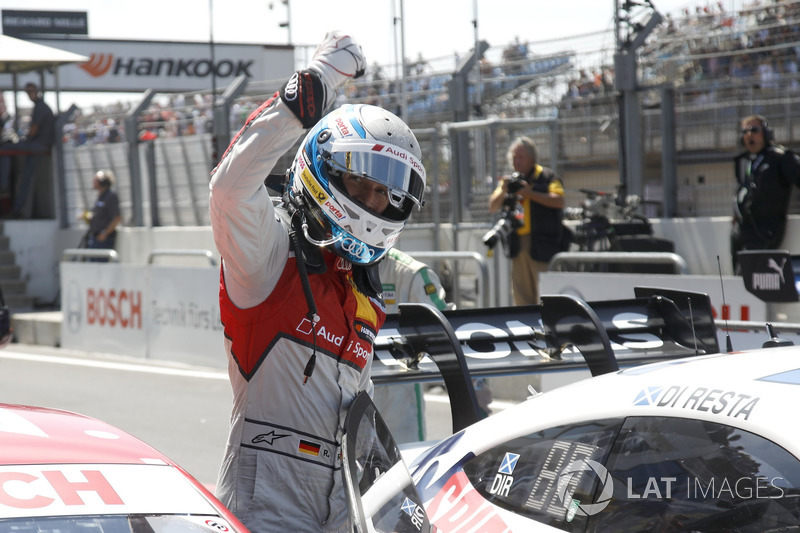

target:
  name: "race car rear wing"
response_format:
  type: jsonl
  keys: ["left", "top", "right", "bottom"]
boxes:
{"left": 372, "top": 287, "right": 719, "bottom": 432}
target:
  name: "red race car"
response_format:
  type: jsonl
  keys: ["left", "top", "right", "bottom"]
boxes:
{"left": 0, "top": 402, "right": 247, "bottom": 533}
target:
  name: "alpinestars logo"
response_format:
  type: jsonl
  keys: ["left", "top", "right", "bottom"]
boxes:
{"left": 80, "top": 53, "right": 114, "bottom": 77}
{"left": 251, "top": 430, "right": 289, "bottom": 445}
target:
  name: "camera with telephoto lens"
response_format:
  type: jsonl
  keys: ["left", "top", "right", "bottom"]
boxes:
{"left": 563, "top": 189, "right": 614, "bottom": 221}
{"left": 482, "top": 172, "right": 526, "bottom": 255}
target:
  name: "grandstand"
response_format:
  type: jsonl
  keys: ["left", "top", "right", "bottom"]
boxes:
{"left": 39, "top": 0, "right": 800, "bottom": 236}
{"left": 4, "top": 0, "right": 800, "bottom": 316}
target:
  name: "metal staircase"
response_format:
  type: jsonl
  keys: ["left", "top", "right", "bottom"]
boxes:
{"left": 0, "top": 223, "right": 36, "bottom": 311}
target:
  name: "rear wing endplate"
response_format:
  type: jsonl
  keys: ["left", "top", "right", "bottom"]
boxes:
{"left": 372, "top": 287, "right": 718, "bottom": 432}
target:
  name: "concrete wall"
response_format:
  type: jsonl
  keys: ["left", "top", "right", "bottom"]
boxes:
{"left": 8, "top": 214, "right": 800, "bottom": 308}
{"left": 4, "top": 220, "right": 64, "bottom": 305}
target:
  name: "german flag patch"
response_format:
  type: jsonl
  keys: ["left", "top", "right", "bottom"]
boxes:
{"left": 298, "top": 439, "right": 321, "bottom": 457}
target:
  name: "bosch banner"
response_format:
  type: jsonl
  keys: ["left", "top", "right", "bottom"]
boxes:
{"left": 60, "top": 262, "right": 221, "bottom": 365}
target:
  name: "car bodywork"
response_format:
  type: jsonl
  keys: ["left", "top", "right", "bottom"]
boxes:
{"left": 343, "top": 286, "right": 800, "bottom": 531}
{"left": 0, "top": 403, "right": 247, "bottom": 532}
{"left": 404, "top": 349, "right": 800, "bottom": 531}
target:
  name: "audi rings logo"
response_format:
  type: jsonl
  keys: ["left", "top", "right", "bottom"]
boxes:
{"left": 335, "top": 257, "right": 352, "bottom": 271}
{"left": 283, "top": 72, "right": 300, "bottom": 102}
{"left": 556, "top": 459, "right": 614, "bottom": 521}
{"left": 339, "top": 236, "right": 373, "bottom": 262}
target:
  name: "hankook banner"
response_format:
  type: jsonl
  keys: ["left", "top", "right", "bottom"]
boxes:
{"left": 0, "top": 37, "right": 294, "bottom": 93}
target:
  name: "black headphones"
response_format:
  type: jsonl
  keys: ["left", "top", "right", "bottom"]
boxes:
{"left": 96, "top": 172, "right": 112, "bottom": 188}
{"left": 740, "top": 116, "right": 774, "bottom": 146}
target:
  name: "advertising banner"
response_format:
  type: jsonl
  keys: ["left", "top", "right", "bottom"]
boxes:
{"left": 2, "top": 10, "right": 88, "bottom": 37}
{"left": 0, "top": 38, "right": 293, "bottom": 93}
{"left": 148, "top": 266, "right": 222, "bottom": 368}
{"left": 60, "top": 262, "right": 221, "bottom": 366}
{"left": 60, "top": 263, "right": 148, "bottom": 357}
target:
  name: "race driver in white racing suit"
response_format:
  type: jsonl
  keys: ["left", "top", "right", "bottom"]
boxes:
{"left": 208, "top": 32, "right": 427, "bottom": 532}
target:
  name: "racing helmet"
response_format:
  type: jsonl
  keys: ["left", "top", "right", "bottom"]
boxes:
{"left": 287, "top": 104, "right": 426, "bottom": 265}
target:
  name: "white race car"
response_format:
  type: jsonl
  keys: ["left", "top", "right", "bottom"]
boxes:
{"left": 406, "top": 347, "right": 800, "bottom": 531}
{"left": 344, "top": 287, "right": 800, "bottom": 532}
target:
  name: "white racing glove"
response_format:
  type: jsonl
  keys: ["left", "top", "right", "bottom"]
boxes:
{"left": 307, "top": 31, "right": 366, "bottom": 109}
{"left": 280, "top": 31, "right": 366, "bottom": 128}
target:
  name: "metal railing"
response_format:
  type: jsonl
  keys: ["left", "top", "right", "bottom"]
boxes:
{"left": 549, "top": 251, "right": 690, "bottom": 275}
{"left": 147, "top": 249, "right": 218, "bottom": 266}
{"left": 61, "top": 249, "right": 120, "bottom": 262}
{"left": 43, "top": 2, "right": 800, "bottom": 233}
{"left": 53, "top": 84, "right": 800, "bottom": 234}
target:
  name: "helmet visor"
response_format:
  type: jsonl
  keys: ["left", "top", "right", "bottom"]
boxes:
{"left": 326, "top": 140, "right": 425, "bottom": 210}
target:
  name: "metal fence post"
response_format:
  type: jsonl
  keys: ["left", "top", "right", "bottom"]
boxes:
{"left": 124, "top": 89, "right": 156, "bottom": 227}
{"left": 660, "top": 84, "right": 677, "bottom": 218}
{"left": 212, "top": 75, "right": 249, "bottom": 169}
{"left": 55, "top": 104, "right": 79, "bottom": 228}
{"left": 144, "top": 141, "right": 159, "bottom": 227}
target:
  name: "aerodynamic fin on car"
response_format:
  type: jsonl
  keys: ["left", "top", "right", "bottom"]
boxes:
{"left": 372, "top": 287, "right": 719, "bottom": 427}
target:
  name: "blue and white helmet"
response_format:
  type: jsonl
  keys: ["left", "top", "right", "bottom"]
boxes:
{"left": 288, "top": 104, "right": 426, "bottom": 265}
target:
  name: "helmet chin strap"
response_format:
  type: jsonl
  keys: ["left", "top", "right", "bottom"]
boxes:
{"left": 302, "top": 220, "right": 343, "bottom": 247}
{"left": 285, "top": 187, "right": 342, "bottom": 248}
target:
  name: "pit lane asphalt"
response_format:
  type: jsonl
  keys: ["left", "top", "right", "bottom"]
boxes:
{"left": 0, "top": 343, "right": 516, "bottom": 487}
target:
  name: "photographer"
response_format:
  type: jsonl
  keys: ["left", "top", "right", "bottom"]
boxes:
{"left": 488, "top": 136, "right": 565, "bottom": 305}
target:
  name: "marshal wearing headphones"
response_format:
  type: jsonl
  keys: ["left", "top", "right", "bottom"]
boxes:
{"left": 739, "top": 115, "right": 774, "bottom": 146}
{"left": 731, "top": 114, "right": 800, "bottom": 273}
{"left": 96, "top": 172, "right": 112, "bottom": 188}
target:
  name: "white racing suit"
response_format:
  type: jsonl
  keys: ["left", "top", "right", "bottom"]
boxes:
{"left": 209, "top": 93, "right": 385, "bottom": 532}
{"left": 374, "top": 248, "right": 450, "bottom": 442}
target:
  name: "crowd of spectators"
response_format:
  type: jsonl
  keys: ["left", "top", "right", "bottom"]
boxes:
{"left": 55, "top": 92, "right": 271, "bottom": 148}
{"left": 48, "top": 28, "right": 567, "bottom": 144}
{"left": 8, "top": 0, "right": 798, "bottom": 147}
{"left": 557, "top": 0, "right": 800, "bottom": 109}
{"left": 643, "top": 0, "right": 800, "bottom": 102}
{"left": 562, "top": 68, "right": 615, "bottom": 108}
